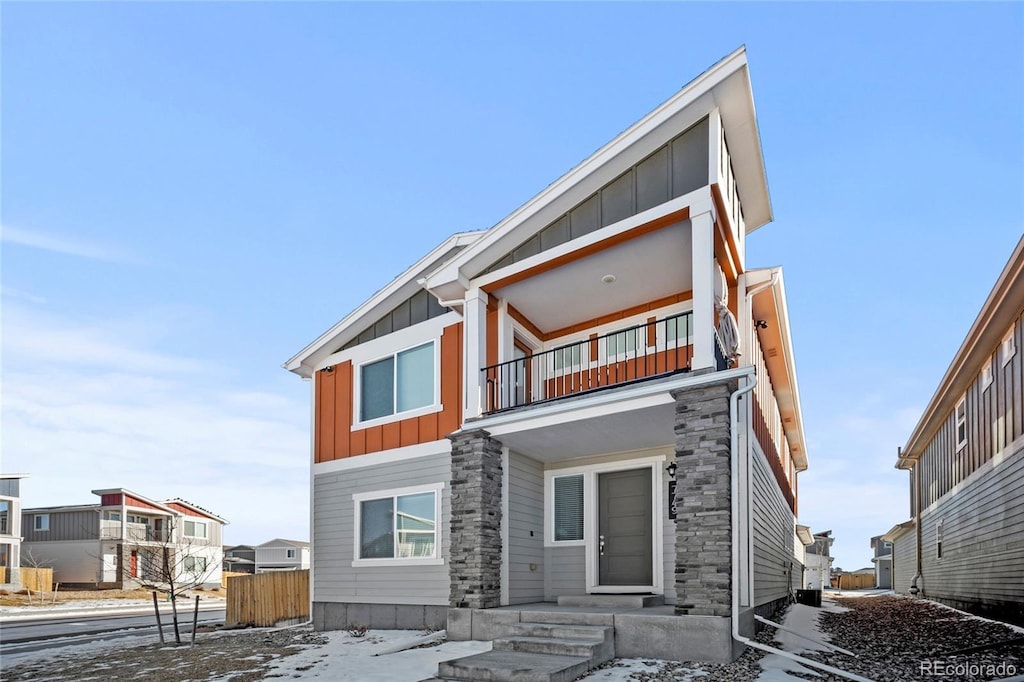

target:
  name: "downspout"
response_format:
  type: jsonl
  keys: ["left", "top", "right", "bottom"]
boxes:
{"left": 729, "top": 375, "right": 874, "bottom": 682}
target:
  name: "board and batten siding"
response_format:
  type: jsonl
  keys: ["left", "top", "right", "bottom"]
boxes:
{"left": 920, "top": 437, "right": 1024, "bottom": 611}
{"left": 312, "top": 451, "right": 451, "bottom": 605}
{"left": 20, "top": 540, "right": 98, "bottom": 583}
{"left": 752, "top": 441, "right": 796, "bottom": 607}
{"left": 22, "top": 510, "right": 99, "bottom": 543}
{"left": 892, "top": 531, "right": 917, "bottom": 595}
{"left": 507, "top": 452, "right": 544, "bottom": 604}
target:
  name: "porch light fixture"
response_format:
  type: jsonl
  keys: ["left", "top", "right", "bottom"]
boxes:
{"left": 665, "top": 461, "right": 677, "bottom": 479}
{"left": 755, "top": 320, "right": 768, "bottom": 330}
{"left": 601, "top": 274, "right": 616, "bottom": 284}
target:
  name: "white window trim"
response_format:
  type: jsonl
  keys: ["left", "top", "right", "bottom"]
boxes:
{"left": 353, "top": 339, "right": 443, "bottom": 430}
{"left": 34, "top": 514, "right": 50, "bottom": 531}
{"left": 547, "top": 473, "right": 586, "bottom": 546}
{"left": 543, "top": 455, "right": 667, "bottom": 595}
{"left": 184, "top": 519, "right": 208, "bottom": 539}
{"left": 1001, "top": 329, "right": 1016, "bottom": 367}
{"left": 351, "top": 482, "right": 445, "bottom": 567}
{"left": 955, "top": 395, "right": 967, "bottom": 451}
{"left": 981, "top": 355, "right": 994, "bottom": 390}
{"left": 286, "top": 548, "right": 296, "bottom": 559}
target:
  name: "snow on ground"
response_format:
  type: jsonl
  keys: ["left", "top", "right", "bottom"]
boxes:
{"left": 577, "top": 659, "right": 710, "bottom": 680}
{"left": 232, "top": 628, "right": 491, "bottom": 681}
{"left": 754, "top": 598, "right": 848, "bottom": 681}
{"left": 0, "top": 597, "right": 225, "bottom": 619}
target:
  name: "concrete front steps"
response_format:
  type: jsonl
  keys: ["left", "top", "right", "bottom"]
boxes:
{"left": 426, "top": 596, "right": 662, "bottom": 681}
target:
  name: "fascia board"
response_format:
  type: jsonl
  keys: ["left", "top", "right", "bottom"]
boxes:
{"left": 424, "top": 47, "right": 752, "bottom": 293}
{"left": 284, "top": 231, "right": 482, "bottom": 377}
{"left": 900, "top": 236, "right": 1024, "bottom": 462}
{"left": 166, "top": 498, "right": 229, "bottom": 524}
{"left": 881, "top": 520, "right": 915, "bottom": 542}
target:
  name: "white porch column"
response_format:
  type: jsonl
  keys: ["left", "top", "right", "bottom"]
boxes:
{"left": 690, "top": 209, "right": 716, "bottom": 371}
{"left": 463, "top": 287, "right": 488, "bottom": 420}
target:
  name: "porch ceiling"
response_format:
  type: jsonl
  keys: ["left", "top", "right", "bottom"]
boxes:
{"left": 493, "top": 222, "right": 693, "bottom": 335}
{"left": 477, "top": 389, "right": 678, "bottom": 462}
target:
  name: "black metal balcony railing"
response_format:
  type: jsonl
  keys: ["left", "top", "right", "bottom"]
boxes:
{"left": 483, "top": 312, "right": 727, "bottom": 414}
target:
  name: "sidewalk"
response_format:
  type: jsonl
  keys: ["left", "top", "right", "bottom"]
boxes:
{"left": 0, "top": 597, "right": 226, "bottom": 622}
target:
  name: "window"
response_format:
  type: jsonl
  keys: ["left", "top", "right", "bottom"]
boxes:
{"left": 184, "top": 556, "right": 207, "bottom": 573}
{"left": 127, "top": 514, "right": 149, "bottom": 525}
{"left": 981, "top": 356, "right": 994, "bottom": 390}
{"left": 34, "top": 514, "right": 49, "bottom": 531}
{"left": 665, "top": 313, "right": 693, "bottom": 344}
{"left": 552, "top": 344, "right": 582, "bottom": 372}
{"left": 360, "top": 342, "right": 435, "bottom": 421}
{"left": 955, "top": 396, "right": 967, "bottom": 451}
{"left": 353, "top": 484, "right": 442, "bottom": 564}
{"left": 105, "top": 511, "right": 121, "bottom": 521}
{"left": 1001, "top": 330, "right": 1016, "bottom": 366}
{"left": 936, "top": 519, "right": 944, "bottom": 560}
{"left": 553, "top": 474, "right": 584, "bottom": 542}
{"left": 606, "top": 327, "right": 640, "bottom": 358}
{"left": 184, "top": 520, "right": 207, "bottom": 538}
{"left": 286, "top": 549, "right": 296, "bottom": 559}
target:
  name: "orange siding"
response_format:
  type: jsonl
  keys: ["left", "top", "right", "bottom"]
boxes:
{"left": 486, "top": 305, "right": 499, "bottom": 368}
{"left": 312, "top": 322, "right": 464, "bottom": 463}
{"left": 541, "top": 346, "right": 692, "bottom": 401}
{"left": 125, "top": 495, "right": 165, "bottom": 512}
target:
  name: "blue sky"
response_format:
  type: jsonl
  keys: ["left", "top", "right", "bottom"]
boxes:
{"left": 2, "top": 3, "right": 1021, "bottom": 570}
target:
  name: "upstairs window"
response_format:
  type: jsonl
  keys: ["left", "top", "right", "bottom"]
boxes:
{"left": 286, "top": 549, "right": 296, "bottom": 559}
{"left": 955, "top": 396, "right": 967, "bottom": 451}
{"left": 981, "top": 355, "right": 994, "bottom": 390}
{"left": 184, "top": 520, "right": 207, "bottom": 539}
{"left": 360, "top": 342, "right": 435, "bottom": 422}
{"left": 34, "top": 514, "right": 49, "bottom": 531}
{"left": 1001, "top": 329, "right": 1016, "bottom": 367}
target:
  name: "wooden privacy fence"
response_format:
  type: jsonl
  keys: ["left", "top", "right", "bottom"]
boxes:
{"left": 832, "top": 573, "right": 876, "bottom": 590}
{"left": 222, "top": 571, "right": 248, "bottom": 588}
{"left": 226, "top": 570, "right": 309, "bottom": 627}
{"left": 20, "top": 568, "right": 54, "bottom": 592}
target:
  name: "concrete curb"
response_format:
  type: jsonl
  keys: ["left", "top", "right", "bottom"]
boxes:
{"left": 0, "top": 600, "right": 226, "bottom": 623}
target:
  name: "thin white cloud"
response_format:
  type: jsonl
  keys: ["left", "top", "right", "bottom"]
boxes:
{"left": 1, "top": 224, "right": 142, "bottom": 264}
{"left": 2, "top": 305, "right": 310, "bottom": 545}
{"left": 0, "top": 286, "right": 48, "bottom": 305}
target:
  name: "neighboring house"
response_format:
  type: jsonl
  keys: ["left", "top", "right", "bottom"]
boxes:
{"left": 223, "top": 545, "right": 257, "bottom": 574}
{"left": 882, "top": 520, "right": 916, "bottom": 595}
{"left": 254, "top": 539, "right": 310, "bottom": 572}
{"left": 895, "top": 236, "right": 1024, "bottom": 623}
{"left": 794, "top": 524, "right": 814, "bottom": 589}
{"left": 869, "top": 535, "right": 893, "bottom": 589}
{"left": 803, "top": 530, "right": 834, "bottom": 589}
{"left": 0, "top": 474, "right": 29, "bottom": 588}
{"left": 285, "top": 47, "right": 810, "bottom": 662}
{"left": 21, "top": 488, "right": 227, "bottom": 589}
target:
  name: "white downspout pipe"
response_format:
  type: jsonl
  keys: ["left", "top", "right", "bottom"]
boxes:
{"left": 729, "top": 375, "right": 874, "bottom": 682}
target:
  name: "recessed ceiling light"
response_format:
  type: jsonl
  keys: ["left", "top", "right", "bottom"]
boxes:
{"left": 601, "top": 274, "right": 616, "bottom": 284}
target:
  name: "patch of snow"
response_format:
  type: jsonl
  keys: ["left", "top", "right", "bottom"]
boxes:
{"left": 756, "top": 653, "right": 822, "bottom": 680}
{"left": 251, "top": 629, "right": 491, "bottom": 681}
{"left": 756, "top": 600, "right": 844, "bottom": 680}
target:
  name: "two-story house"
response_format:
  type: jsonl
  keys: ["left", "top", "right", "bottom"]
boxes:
{"left": 223, "top": 544, "right": 257, "bottom": 574}
{"left": 21, "top": 488, "right": 227, "bottom": 590}
{"left": 1, "top": 474, "right": 29, "bottom": 588}
{"left": 255, "top": 538, "right": 310, "bottom": 572}
{"left": 895, "top": 236, "right": 1024, "bottom": 623}
{"left": 286, "top": 47, "right": 809, "bottom": 663}
{"left": 869, "top": 535, "right": 892, "bottom": 589}
{"left": 803, "top": 530, "right": 834, "bottom": 590}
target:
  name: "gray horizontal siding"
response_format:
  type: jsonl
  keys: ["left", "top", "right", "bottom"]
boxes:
{"left": 545, "top": 545, "right": 586, "bottom": 600}
{"left": 508, "top": 452, "right": 544, "bottom": 604}
{"left": 920, "top": 440, "right": 1024, "bottom": 607}
{"left": 313, "top": 452, "right": 451, "bottom": 605}
{"left": 752, "top": 444, "right": 795, "bottom": 607}
{"left": 22, "top": 510, "right": 98, "bottom": 542}
{"left": 892, "top": 532, "right": 917, "bottom": 594}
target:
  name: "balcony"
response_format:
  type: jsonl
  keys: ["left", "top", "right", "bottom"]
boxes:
{"left": 482, "top": 312, "right": 728, "bottom": 414}
{"left": 100, "top": 520, "right": 170, "bottom": 543}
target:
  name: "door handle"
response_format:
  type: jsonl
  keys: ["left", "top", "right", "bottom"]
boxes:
{"left": 599, "top": 535, "right": 605, "bottom": 556}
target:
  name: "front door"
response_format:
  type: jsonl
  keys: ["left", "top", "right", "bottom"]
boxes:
{"left": 598, "top": 468, "right": 653, "bottom": 586}
{"left": 130, "top": 550, "right": 138, "bottom": 577}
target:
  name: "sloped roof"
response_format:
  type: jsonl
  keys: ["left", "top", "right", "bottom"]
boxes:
{"left": 257, "top": 538, "right": 310, "bottom": 548}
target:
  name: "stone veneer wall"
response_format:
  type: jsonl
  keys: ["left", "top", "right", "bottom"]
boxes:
{"left": 672, "top": 379, "right": 735, "bottom": 617}
{"left": 448, "top": 429, "right": 503, "bottom": 609}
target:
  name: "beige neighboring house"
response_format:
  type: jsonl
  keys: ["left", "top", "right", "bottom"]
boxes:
{"left": 255, "top": 538, "right": 310, "bottom": 572}
{"left": 0, "top": 474, "right": 29, "bottom": 588}
{"left": 896, "top": 236, "right": 1024, "bottom": 623}
{"left": 21, "top": 488, "right": 228, "bottom": 589}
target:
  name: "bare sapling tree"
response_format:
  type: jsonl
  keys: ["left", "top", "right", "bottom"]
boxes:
{"left": 135, "top": 516, "right": 219, "bottom": 645}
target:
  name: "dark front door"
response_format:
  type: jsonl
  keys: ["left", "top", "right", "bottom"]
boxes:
{"left": 598, "top": 468, "right": 653, "bottom": 586}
